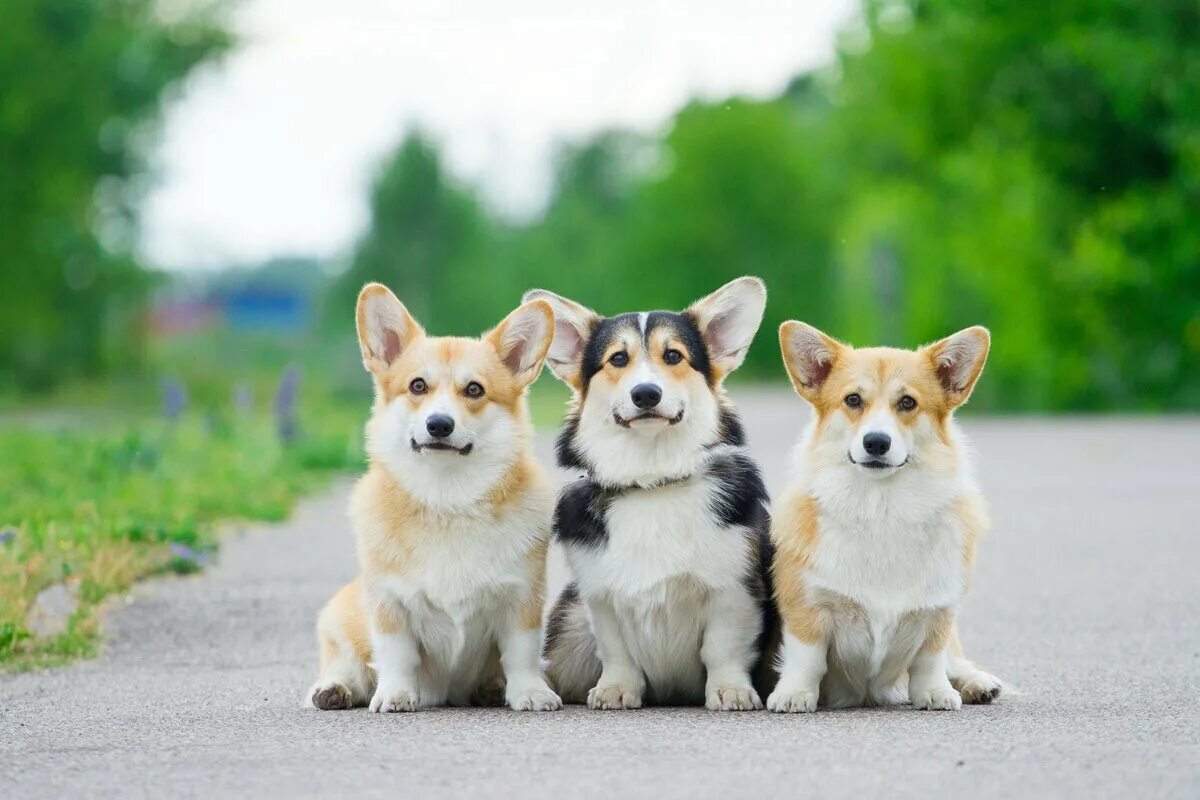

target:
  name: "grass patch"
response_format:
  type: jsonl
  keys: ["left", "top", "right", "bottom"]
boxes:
{"left": 0, "top": 404, "right": 364, "bottom": 671}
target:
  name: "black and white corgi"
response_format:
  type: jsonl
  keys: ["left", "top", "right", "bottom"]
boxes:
{"left": 526, "top": 277, "right": 775, "bottom": 711}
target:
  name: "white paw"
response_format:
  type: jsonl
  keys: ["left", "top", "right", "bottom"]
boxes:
{"left": 507, "top": 683, "right": 563, "bottom": 712}
{"left": 308, "top": 680, "right": 353, "bottom": 710}
{"left": 369, "top": 686, "right": 420, "bottom": 713}
{"left": 953, "top": 670, "right": 1003, "bottom": 705}
{"left": 911, "top": 685, "right": 962, "bottom": 711}
{"left": 587, "top": 683, "right": 643, "bottom": 710}
{"left": 706, "top": 684, "right": 762, "bottom": 711}
{"left": 766, "top": 687, "right": 819, "bottom": 713}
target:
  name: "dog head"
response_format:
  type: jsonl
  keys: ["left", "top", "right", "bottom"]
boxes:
{"left": 357, "top": 283, "right": 553, "bottom": 508}
{"left": 780, "top": 322, "right": 989, "bottom": 481}
{"left": 526, "top": 277, "right": 766, "bottom": 487}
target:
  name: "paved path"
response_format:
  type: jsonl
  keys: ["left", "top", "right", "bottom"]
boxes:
{"left": 3, "top": 390, "right": 1199, "bottom": 799}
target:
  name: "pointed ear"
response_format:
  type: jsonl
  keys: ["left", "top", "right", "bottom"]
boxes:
{"left": 779, "top": 321, "right": 844, "bottom": 402}
{"left": 486, "top": 299, "right": 555, "bottom": 388}
{"left": 923, "top": 326, "right": 990, "bottom": 407}
{"left": 521, "top": 289, "right": 598, "bottom": 391}
{"left": 686, "top": 276, "right": 767, "bottom": 377}
{"left": 355, "top": 283, "right": 424, "bottom": 375}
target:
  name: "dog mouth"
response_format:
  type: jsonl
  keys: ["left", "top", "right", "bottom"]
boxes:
{"left": 613, "top": 408, "right": 685, "bottom": 428}
{"left": 848, "top": 453, "right": 907, "bottom": 470}
{"left": 411, "top": 439, "right": 474, "bottom": 456}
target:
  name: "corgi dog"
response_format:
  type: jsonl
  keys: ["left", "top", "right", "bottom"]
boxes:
{"left": 767, "top": 322, "right": 1004, "bottom": 712}
{"left": 306, "top": 284, "right": 562, "bottom": 713}
{"left": 528, "top": 277, "right": 776, "bottom": 711}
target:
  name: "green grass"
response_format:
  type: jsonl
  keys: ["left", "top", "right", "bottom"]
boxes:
{"left": 0, "top": 402, "right": 364, "bottom": 670}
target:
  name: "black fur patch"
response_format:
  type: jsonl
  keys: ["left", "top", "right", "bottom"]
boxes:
{"left": 647, "top": 311, "right": 712, "bottom": 382}
{"left": 555, "top": 410, "right": 588, "bottom": 472}
{"left": 579, "top": 314, "right": 641, "bottom": 385}
{"left": 553, "top": 478, "right": 613, "bottom": 548}
{"left": 543, "top": 581, "right": 579, "bottom": 655}
{"left": 706, "top": 450, "right": 769, "bottom": 529}
{"left": 716, "top": 404, "right": 746, "bottom": 447}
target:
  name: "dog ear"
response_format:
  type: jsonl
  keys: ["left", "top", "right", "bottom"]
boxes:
{"left": 779, "top": 321, "right": 843, "bottom": 402}
{"left": 521, "top": 289, "right": 598, "bottom": 391}
{"left": 686, "top": 276, "right": 767, "bottom": 378}
{"left": 356, "top": 283, "right": 424, "bottom": 375}
{"left": 486, "top": 299, "right": 555, "bottom": 388}
{"left": 923, "top": 326, "right": 990, "bottom": 407}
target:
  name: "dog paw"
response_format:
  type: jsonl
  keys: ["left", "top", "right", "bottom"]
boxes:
{"left": 766, "top": 688, "right": 819, "bottom": 713}
{"left": 587, "top": 683, "right": 643, "bottom": 710}
{"left": 911, "top": 685, "right": 962, "bottom": 711}
{"left": 309, "top": 681, "right": 354, "bottom": 710}
{"left": 369, "top": 686, "right": 420, "bottom": 713}
{"left": 507, "top": 683, "right": 563, "bottom": 712}
{"left": 953, "top": 670, "right": 1002, "bottom": 705}
{"left": 706, "top": 684, "right": 762, "bottom": 711}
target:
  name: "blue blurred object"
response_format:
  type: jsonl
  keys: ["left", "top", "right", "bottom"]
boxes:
{"left": 225, "top": 289, "right": 308, "bottom": 332}
{"left": 161, "top": 378, "right": 187, "bottom": 421}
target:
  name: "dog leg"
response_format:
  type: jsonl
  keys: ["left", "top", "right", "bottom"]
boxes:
{"left": 585, "top": 598, "right": 645, "bottom": 710}
{"left": 498, "top": 603, "right": 561, "bottom": 712}
{"left": 909, "top": 610, "right": 961, "bottom": 711}
{"left": 946, "top": 624, "right": 1002, "bottom": 704}
{"left": 367, "top": 600, "right": 422, "bottom": 713}
{"left": 767, "top": 630, "right": 827, "bottom": 712}
{"left": 700, "top": 588, "right": 762, "bottom": 710}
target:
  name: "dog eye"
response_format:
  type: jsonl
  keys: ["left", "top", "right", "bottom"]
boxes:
{"left": 409, "top": 378, "right": 427, "bottom": 395}
{"left": 609, "top": 351, "right": 629, "bottom": 368}
{"left": 663, "top": 348, "right": 683, "bottom": 365}
{"left": 844, "top": 393, "right": 863, "bottom": 408}
{"left": 464, "top": 381, "right": 485, "bottom": 398}
{"left": 898, "top": 395, "right": 917, "bottom": 411}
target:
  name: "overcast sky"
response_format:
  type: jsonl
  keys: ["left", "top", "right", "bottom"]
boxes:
{"left": 139, "top": 0, "right": 857, "bottom": 270}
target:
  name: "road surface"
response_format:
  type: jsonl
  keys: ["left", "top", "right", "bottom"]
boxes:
{"left": 3, "top": 389, "right": 1198, "bottom": 798}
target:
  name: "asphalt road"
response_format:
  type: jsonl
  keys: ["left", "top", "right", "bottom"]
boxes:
{"left": 3, "top": 389, "right": 1198, "bottom": 799}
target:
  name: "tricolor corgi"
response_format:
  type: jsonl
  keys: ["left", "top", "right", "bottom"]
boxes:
{"left": 767, "top": 322, "right": 1003, "bottom": 712}
{"left": 529, "top": 277, "right": 775, "bottom": 711}
{"left": 306, "top": 284, "right": 562, "bottom": 712}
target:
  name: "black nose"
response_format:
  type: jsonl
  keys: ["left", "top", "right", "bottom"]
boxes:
{"left": 630, "top": 383, "right": 662, "bottom": 409}
{"left": 426, "top": 414, "right": 455, "bottom": 439}
{"left": 863, "top": 432, "right": 891, "bottom": 457}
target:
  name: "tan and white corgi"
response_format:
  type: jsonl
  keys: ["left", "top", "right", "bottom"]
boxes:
{"left": 767, "top": 322, "right": 1003, "bottom": 712}
{"left": 306, "top": 283, "right": 562, "bottom": 713}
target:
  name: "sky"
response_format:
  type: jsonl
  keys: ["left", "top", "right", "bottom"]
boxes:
{"left": 139, "top": 0, "right": 857, "bottom": 271}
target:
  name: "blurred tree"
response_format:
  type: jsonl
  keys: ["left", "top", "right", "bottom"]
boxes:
{"left": 328, "top": 133, "right": 492, "bottom": 335}
{"left": 0, "top": 0, "right": 229, "bottom": 390}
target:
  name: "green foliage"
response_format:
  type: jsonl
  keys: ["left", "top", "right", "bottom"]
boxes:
{"left": 0, "top": 404, "right": 362, "bottom": 669}
{"left": 340, "top": 1, "right": 1199, "bottom": 410}
{"left": 0, "top": 0, "right": 229, "bottom": 390}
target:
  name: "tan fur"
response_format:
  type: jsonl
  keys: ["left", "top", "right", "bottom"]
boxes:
{"left": 771, "top": 322, "right": 1002, "bottom": 710}
{"left": 308, "top": 285, "right": 557, "bottom": 711}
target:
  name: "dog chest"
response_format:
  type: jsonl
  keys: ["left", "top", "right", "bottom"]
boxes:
{"left": 568, "top": 478, "right": 751, "bottom": 598}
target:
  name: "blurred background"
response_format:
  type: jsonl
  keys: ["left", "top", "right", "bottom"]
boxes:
{"left": 2, "top": 0, "right": 1198, "bottom": 666}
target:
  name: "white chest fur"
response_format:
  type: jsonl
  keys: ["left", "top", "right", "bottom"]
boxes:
{"left": 568, "top": 477, "right": 748, "bottom": 600}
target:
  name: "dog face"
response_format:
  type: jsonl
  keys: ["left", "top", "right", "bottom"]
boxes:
{"left": 526, "top": 277, "right": 766, "bottom": 487}
{"left": 779, "top": 322, "right": 989, "bottom": 480}
{"left": 356, "top": 283, "right": 553, "bottom": 508}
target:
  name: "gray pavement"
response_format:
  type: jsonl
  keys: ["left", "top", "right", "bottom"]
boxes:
{"left": 3, "top": 388, "right": 1199, "bottom": 799}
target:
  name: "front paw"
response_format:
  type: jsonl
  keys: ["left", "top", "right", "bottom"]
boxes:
{"left": 953, "top": 670, "right": 1003, "bottom": 705}
{"left": 587, "top": 683, "right": 643, "bottom": 710}
{"left": 911, "top": 684, "right": 962, "bottom": 711}
{"left": 369, "top": 685, "right": 420, "bottom": 713}
{"left": 706, "top": 684, "right": 762, "bottom": 711}
{"left": 507, "top": 682, "right": 562, "bottom": 712}
{"left": 766, "top": 687, "right": 819, "bottom": 713}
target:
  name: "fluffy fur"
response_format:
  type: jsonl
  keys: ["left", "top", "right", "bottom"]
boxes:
{"left": 767, "top": 322, "right": 1003, "bottom": 712}
{"left": 528, "top": 277, "right": 776, "bottom": 710}
{"left": 306, "top": 283, "right": 562, "bottom": 712}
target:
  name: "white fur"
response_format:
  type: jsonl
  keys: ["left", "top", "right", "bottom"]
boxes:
{"left": 769, "top": 414, "right": 984, "bottom": 711}
{"left": 366, "top": 388, "right": 523, "bottom": 511}
{"left": 565, "top": 458, "right": 762, "bottom": 708}
{"left": 353, "top": 479, "right": 560, "bottom": 711}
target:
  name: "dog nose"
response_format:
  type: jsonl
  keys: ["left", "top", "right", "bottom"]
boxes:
{"left": 426, "top": 414, "right": 455, "bottom": 439}
{"left": 863, "top": 432, "right": 891, "bottom": 457}
{"left": 630, "top": 383, "right": 662, "bottom": 410}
